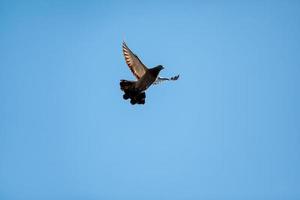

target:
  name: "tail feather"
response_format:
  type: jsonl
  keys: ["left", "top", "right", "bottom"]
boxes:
{"left": 120, "top": 80, "right": 135, "bottom": 92}
{"left": 120, "top": 80, "right": 146, "bottom": 104}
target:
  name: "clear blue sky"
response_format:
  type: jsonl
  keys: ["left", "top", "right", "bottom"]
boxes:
{"left": 1, "top": 1, "right": 300, "bottom": 199}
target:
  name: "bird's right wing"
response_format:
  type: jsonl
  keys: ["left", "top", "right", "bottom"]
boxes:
{"left": 122, "top": 42, "right": 148, "bottom": 80}
{"left": 153, "top": 75, "right": 180, "bottom": 85}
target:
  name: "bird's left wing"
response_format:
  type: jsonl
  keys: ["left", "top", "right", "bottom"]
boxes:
{"left": 153, "top": 75, "right": 180, "bottom": 85}
{"left": 122, "top": 42, "right": 148, "bottom": 80}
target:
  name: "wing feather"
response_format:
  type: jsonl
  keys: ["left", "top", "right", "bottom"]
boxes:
{"left": 122, "top": 42, "right": 148, "bottom": 80}
{"left": 153, "top": 75, "right": 180, "bottom": 85}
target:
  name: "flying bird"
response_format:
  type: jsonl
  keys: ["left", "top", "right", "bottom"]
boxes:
{"left": 120, "top": 42, "right": 179, "bottom": 105}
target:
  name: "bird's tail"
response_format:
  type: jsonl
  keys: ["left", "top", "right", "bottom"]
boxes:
{"left": 120, "top": 80, "right": 135, "bottom": 92}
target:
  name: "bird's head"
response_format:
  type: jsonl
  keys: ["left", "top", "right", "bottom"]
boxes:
{"left": 155, "top": 65, "right": 164, "bottom": 71}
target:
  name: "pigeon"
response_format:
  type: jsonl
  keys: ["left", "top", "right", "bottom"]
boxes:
{"left": 120, "top": 42, "right": 179, "bottom": 105}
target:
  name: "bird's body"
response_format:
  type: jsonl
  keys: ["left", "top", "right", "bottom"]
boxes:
{"left": 120, "top": 42, "right": 179, "bottom": 105}
{"left": 135, "top": 66, "right": 163, "bottom": 91}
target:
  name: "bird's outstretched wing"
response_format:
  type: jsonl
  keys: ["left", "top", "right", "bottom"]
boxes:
{"left": 153, "top": 75, "right": 180, "bottom": 85}
{"left": 122, "top": 42, "right": 148, "bottom": 80}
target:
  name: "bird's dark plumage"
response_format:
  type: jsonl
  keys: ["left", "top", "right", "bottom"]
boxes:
{"left": 120, "top": 42, "right": 179, "bottom": 105}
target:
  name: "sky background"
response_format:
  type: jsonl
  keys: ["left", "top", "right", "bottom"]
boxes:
{"left": 1, "top": 0, "right": 300, "bottom": 199}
